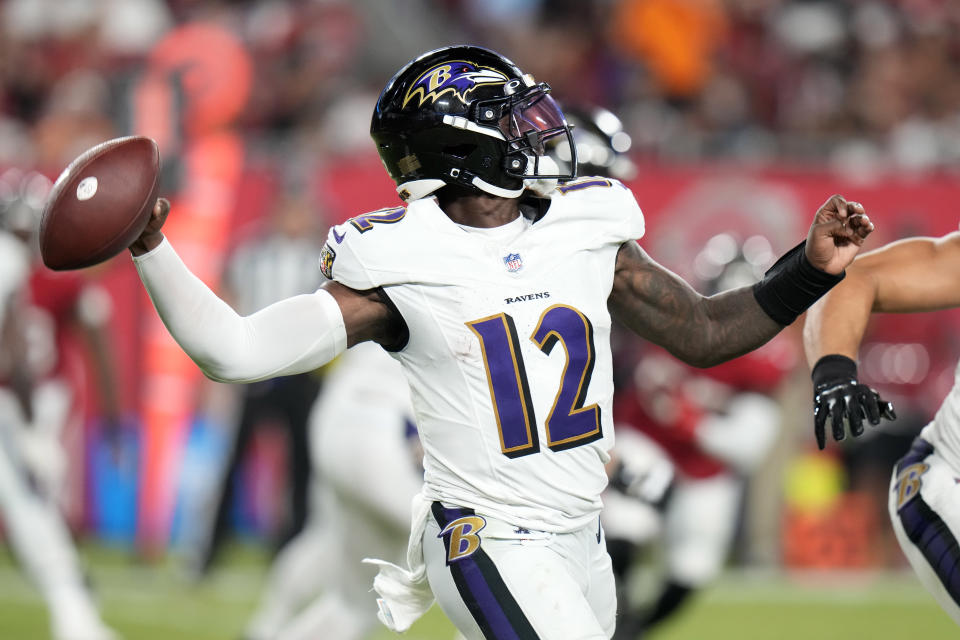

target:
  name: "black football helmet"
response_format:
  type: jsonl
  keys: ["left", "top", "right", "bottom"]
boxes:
{"left": 370, "top": 45, "right": 577, "bottom": 201}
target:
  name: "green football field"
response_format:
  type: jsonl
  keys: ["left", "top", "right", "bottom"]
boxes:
{"left": 0, "top": 544, "right": 953, "bottom": 639}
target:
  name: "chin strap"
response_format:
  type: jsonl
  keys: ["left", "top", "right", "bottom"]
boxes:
{"left": 470, "top": 175, "right": 525, "bottom": 198}
{"left": 397, "top": 154, "right": 559, "bottom": 201}
{"left": 395, "top": 178, "right": 446, "bottom": 202}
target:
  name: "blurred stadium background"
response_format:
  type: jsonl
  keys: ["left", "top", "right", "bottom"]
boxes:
{"left": 1, "top": 0, "right": 959, "bottom": 638}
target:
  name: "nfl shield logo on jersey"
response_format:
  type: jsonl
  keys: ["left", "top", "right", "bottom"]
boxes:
{"left": 503, "top": 252, "right": 523, "bottom": 272}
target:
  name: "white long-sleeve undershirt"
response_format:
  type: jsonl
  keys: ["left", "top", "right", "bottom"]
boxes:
{"left": 132, "top": 238, "right": 347, "bottom": 383}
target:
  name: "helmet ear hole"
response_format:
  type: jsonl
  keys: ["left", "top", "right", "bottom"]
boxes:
{"left": 504, "top": 153, "right": 527, "bottom": 174}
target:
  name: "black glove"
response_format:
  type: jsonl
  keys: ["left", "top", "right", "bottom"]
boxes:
{"left": 811, "top": 354, "right": 896, "bottom": 450}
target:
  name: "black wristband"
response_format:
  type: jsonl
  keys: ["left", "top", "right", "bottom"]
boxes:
{"left": 752, "top": 241, "right": 845, "bottom": 325}
{"left": 811, "top": 354, "right": 857, "bottom": 388}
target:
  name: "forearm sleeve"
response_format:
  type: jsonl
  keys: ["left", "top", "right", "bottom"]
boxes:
{"left": 132, "top": 238, "right": 347, "bottom": 383}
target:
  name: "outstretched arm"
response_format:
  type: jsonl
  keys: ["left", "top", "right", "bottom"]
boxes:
{"left": 802, "top": 232, "right": 960, "bottom": 448}
{"left": 610, "top": 195, "right": 874, "bottom": 368}
{"left": 129, "top": 199, "right": 396, "bottom": 383}
{"left": 804, "top": 231, "right": 960, "bottom": 363}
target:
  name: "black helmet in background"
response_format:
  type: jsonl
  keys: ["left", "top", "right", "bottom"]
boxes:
{"left": 549, "top": 105, "right": 637, "bottom": 182}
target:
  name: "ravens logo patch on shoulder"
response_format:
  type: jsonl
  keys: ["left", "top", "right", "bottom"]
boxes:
{"left": 319, "top": 243, "right": 336, "bottom": 279}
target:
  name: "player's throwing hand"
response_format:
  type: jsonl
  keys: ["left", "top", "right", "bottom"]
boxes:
{"left": 805, "top": 195, "right": 874, "bottom": 275}
{"left": 128, "top": 197, "right": 170, "bottom": 256}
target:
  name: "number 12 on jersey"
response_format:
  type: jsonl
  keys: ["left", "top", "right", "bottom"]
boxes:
{"left": 467, "top": 304, "right": 602, "bottom": 459}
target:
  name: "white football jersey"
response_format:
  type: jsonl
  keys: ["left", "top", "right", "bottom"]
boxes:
{"left": 924, "top": 361, "right": 960, "bottom": 470}
{"left": 323, "top": 178, "right": 645, "bottom": 532}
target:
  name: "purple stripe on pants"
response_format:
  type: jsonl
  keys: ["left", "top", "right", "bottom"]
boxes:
{"left": 895, "top": 438, "right": 960, "bottom": 605}
{"left": 434, "top": 503, "right": 537, "bottom": 639}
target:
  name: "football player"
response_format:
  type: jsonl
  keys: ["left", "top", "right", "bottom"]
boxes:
{"left": 0, "top": 170, "right": 118, "bottom": 640}
{"left": 803, "top": 232, "right": 960, "bottom": 625}
{"left": 249, "top": 104, "right": 636, "bottom": 640}
{"left": 243, "top": 341, "right": 421, "bottom": 640}
{"left": 128, "top": 45, "right": 871, "bottom": 639}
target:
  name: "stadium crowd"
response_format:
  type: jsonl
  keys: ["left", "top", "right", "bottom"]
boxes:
{"left": 4, "top": 0, "right": 960, "bottom": 173}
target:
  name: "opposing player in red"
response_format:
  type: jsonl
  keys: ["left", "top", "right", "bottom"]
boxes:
{"left": 128, "top": 45, "right": 872, "bottom": 639}
{"left": 0, "top": 169, "right": 119, "bottom": 640}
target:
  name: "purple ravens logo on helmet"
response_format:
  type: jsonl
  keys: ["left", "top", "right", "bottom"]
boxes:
{"left": 402, "top": 61, "right": 508, "bottom": 109}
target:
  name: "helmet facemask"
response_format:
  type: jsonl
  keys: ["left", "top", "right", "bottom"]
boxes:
{"left": 473, "top": 78, "right": 577, "bottom": 187}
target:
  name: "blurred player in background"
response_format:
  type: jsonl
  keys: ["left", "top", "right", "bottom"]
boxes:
{"left": 803, "top": 231, "right": 960, "bottom": 626}
{"left": 608, "top": 237, "right": 793, "bottom": 638}
{"left": 243, "top": 341, "right": 421, "bottom": 640}
{"left": 547, "top": 105, "right": 638, "bottom": 185}
{"left": 0, "top": 169, "right": 118, "bottom": 640}
{"left": 187, "top": 190, "right": 327, "bottom": 577}
{"left": 126, "top": 45, "right": 870, "bottom": 639}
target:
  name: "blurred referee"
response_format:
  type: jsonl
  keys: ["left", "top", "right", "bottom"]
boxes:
{"left": 190, "top": 190, "right": 327, "bottom": 576}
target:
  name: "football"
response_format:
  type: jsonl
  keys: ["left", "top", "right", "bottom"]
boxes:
{"left": 40, "top": 136, "right": 160, "bottom": 270}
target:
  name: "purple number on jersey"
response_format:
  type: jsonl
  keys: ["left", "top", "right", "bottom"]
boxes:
{"left": 466, "top": 304, "right": 602, "bottom": 459}
{"left": 531, "top": 305, "right": 602, "bottom": 451}
{"left": 348, "top": 206, "right": 406, "bottom": 233}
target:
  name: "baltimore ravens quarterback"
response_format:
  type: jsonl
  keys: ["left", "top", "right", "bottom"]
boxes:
{"left": 129, "top": 45, "right": 873, "bottom": 639}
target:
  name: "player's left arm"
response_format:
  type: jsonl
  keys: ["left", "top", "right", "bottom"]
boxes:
{"left": 609, "top": 194, "right": 873, "bottom": 368}
{"left": 609, "top": 242, "right": 782, "bottom": 367}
